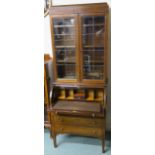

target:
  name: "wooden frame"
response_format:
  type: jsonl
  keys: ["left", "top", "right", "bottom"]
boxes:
{"left": 50, "top": 14, "right": 80, "bottom": 83}
{"left": 79, "top": 13, "right": 108, "bottom": 84}
{"left": 50, "top": 4, "right": 109, "bottom": 85}
{"left": 49, "top": 3, "right": 109, "bottom": 153}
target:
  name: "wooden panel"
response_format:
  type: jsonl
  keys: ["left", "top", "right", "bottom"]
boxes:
{"left": 49, "top": 3, "right": 109, "bottom": 15}
{"left": 52, "top": 82, "right": 105, "bottom": 88}
{"left": 55, "top": 124, "right": 104, "bottom": 137}
{"left": 53, "top": 100, "right": 101, "bottom": 113}
{"left": 54, "top": 115, "right": 104, "bottom": 127}
{"left": 49, "top": 3, "right": 109, "bottom": 153}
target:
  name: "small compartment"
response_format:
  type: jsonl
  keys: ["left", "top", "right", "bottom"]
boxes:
{"left": 95, "top": 89, "right": 104, "bottom": 101}
{"left": 74, "top": 89, "right": 85, "bottom": 100}
{"left": 86, "top": 89, "right": 94, "bottom": 101}
{"left": 58, "top": 88, "right": 66, "bottom": 99}
{"left": 66, "top": 89, "right": 74, "bottom": 100}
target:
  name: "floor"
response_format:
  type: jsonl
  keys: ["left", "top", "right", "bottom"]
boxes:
{"left": 44, "top": 129, "right": 111, "bottom": 155}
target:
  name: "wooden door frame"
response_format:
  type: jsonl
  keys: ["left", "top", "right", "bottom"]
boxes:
{"left": 50, "top": 14, "right": 80, "bottom": 83}
{"left": 78, "top": 13, "right": 109, "bottom": 85}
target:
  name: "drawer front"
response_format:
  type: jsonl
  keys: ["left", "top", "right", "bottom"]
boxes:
{"left": 55, "top": 124, "right": 104, "bottom": 137}
{"left": 54, "top": 115, "right": 104, "bottom": 127}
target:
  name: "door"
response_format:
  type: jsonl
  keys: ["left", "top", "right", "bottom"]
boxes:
{"left": 51, "top": 15, "right": 79, "bottom": 83}
{"left": 80, "top": 14, "right": 107, "bottom": 84}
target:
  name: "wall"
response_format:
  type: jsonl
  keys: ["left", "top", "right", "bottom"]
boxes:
{"left": 44, "top": 0, "right": 111, "bottom": 131}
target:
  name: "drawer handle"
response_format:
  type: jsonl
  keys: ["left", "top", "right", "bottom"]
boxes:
{"left": 72, "top": 110, "right": 77, "bottom": 113}
{"left": 92, "top": 113, "right": 95, "bottom": 117}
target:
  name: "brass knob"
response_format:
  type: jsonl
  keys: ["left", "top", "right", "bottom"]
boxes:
{"left": 92, "top": 113, "right": 95, "bottom": 117}
{"left": 72, "top": 110, "right": 77, "bottom": 113}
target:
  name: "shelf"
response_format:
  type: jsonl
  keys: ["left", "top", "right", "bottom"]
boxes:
{"left": 54, "top": 39, "right": 75, "bottom": 41}
{"left": 84, "top": 64, "right": 104, "bottom": 66}
{"left": 83, "top": 45, "right": 104, "bottom": 48}
{"left": 82, "top": 33, "right": 104, "bottom": 35}
{"left": 83, "top": 49, "right": 104, "bottom": 52}
{"left": 54, "top": 87, "right": 104, "bottom": 103}
{"left": 66, "top": 97, "right": 74, "bottom": 100}
{"left": 55, "top": 46, "right": 75, "bottom": 48}
{"left": 95, "top": 98, "right": 103, "bottom": 101}
{"left": 54, "top": 25, "right": 74, "bottom": 28}
{"left": 57, "top": 76, "right": 76, "bottom": 80}
{"left": 84, "top": 60, "right": 104, "bottom": 63}
{"left": 57, "top": 61, "right": 76, "bottom": 63}
{"left": 53, "top": 101, "right": 101, "bottom": 113}
{"left": 83, "top": 49, "right": 104, "bottom": 51}
{"left": 57, "top": 63, "right": 75, "bottom": 66}
{"left": 83, "top": 24, "right": 104, "bottom": 27}
{"left": 54, "top": 34, "right": 75, "bottom": 36}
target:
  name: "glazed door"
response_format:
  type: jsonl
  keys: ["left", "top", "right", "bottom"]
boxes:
{"left": 80, "top": 14, "right": 107, "bottom": 83}
{"left": 51, "top": 15, "right": 79, "bottom": 83}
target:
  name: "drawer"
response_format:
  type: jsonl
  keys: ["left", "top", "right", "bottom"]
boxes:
{"left": 54, "top": 115, "right": 104, "bottom": 127}
{"left": 55, "top": 124, "right": 104, "bottom": 137}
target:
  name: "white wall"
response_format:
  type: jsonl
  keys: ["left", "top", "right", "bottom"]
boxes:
{"left": 44, "top": 16, "right": 52, "bottom": 56}
{"left": 52, "top": 0, "right": 111, "bottom": 6}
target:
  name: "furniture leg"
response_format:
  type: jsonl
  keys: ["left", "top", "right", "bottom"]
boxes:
{"left": 50, "top": 130, "right": 52, "bottom": 138}
{"left": 53, "top": 134, "right": 57, "bottom": 148}
{"left": 102, "top": 133, "right": 106, "bottom": 153}
{"left": 102, "top": 139, "right": 105, "bottom": 153}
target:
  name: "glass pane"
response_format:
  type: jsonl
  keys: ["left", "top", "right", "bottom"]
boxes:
{"left": 94, "top": 16, "right": 105, "bottom": 24}
{"left": 54, "top": 18, "right": 75, "bottom": 48}
{"left": 56, "top": 48, "right": 76, "bottom": 63}
{"left": 53, "top": 17, "right": 76, "bottom": 79}
{"left": 57, "top": 64, "right": 76, "bottom": 79}
{"left": 82, "top": 16, "right": 105, "bottom": 80}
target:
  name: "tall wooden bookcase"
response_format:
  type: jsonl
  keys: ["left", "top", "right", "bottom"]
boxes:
{"left": 49, "top": 3, "right": 109, "bottom": 153}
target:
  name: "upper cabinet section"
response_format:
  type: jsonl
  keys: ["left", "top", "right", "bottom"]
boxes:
{"left": 51, "top": 15, "right": 79, "bottom": 82}
{"left": 81, "top": 15, "right": 105, "bottom": 80}
{"left": 50, "top": 3, "right": 109, "bottom": 84}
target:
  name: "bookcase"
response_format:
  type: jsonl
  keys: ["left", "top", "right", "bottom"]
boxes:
{"left": 49, "top": 3, "right": 109, "bottom": 153}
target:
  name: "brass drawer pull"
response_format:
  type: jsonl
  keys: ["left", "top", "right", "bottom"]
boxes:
{"left": 92, "top": 113, "right": 95, "bottom": 117}
{"left": 72, "top": 110, "right": 77, "bottom": 113}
